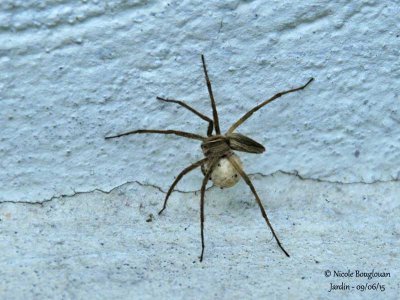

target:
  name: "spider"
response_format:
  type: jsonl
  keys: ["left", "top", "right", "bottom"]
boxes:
{"left": 105, "top": 55, "right": 313, "bottom": 262}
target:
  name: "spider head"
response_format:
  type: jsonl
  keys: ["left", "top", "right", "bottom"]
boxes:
{"left": 201, "top": 135, "right": 231, "bottom": 157}
{"left": 226, "top": 132, "right": 265, "bottom": 154}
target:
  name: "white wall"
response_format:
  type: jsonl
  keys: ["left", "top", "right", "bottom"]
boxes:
{"left": 1, "top": 2, "right": 399, "bottom": 299}
{"left": 1, "top": 0, "right": 400, "bottom": 202}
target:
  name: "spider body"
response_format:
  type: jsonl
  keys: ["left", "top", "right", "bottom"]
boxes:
{"left": 200, "top": 133, "right": 265, "bottom": 188}
{"left": 105, "top": 55, "right": 314, "bottom": 262}
{"left": 201, "top": 133, "right": 265, "bottom": 157}
{"left": 201, "top": 135, "right": 231, "bottom": 157}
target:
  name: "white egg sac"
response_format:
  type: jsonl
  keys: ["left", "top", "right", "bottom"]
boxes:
{"left": 203, "top": 153, "right": 243, "bottom": 188}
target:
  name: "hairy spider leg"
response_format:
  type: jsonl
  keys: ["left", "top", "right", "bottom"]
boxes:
{"left": 158, "top": 158, "right": 208, "bottom": 215}
{"left": 227, "top": 78, "right": 314, "bottom": 134}
{"left": 199, "top": 157, "right": 219, "bottom": 262}
{"left": 156, "top": 97, "right": 214, "bottom": 137}
{"left": 105, "top": 129, "right": 205, "bottom": 141}
{"left": 228, "top": 156, "right": 290, "bottom": 257}
{"left": 201, "top": 55, "right": 221, "bottom": 135}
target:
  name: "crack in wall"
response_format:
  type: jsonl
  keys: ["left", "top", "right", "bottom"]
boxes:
{"left": 1, "top": 170, "right": 398, "bottom": 205}
{"left": 255, "top": 170, "right": 400, "bottom": 185}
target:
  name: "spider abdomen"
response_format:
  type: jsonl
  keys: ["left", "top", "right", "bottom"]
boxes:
{"left": 202, "top": 153, "right": 243, "bottom": 188}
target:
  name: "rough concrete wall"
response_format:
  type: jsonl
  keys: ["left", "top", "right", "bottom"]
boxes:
{"left": 0, "top": 0, "right": 399, "bottom": 299}
{"left": 1, "top": 0, "right": 400, "bottom": 201}
{"left": 0, "top": 175, "right": 398, "bottom": 299}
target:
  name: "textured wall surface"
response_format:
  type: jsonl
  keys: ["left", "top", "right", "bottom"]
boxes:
{"left": 0, "top": 0, "right": 399, "bottom": 299}
{"left": 1, "top": 0, "right": 400, "bottom": 201}
{"left": 0, "top": 175, "right": 398, "bottom": 299}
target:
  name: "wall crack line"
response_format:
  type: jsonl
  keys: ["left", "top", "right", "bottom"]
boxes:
{"left": 1, "top": 170, "right": 398, "bottom": 205}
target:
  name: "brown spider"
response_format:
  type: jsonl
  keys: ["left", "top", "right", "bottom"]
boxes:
{"left": 105, "top": 55, "right": 313, "bottom": 262}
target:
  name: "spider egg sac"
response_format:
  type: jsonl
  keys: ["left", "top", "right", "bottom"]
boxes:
{"left": 203, "top": 154, "right": 243, "bottom": 188}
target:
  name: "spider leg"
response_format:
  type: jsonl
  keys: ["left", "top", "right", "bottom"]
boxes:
{"left": 158, "top": 158, "right": 208, "bottom": 215}
{"left": 201, "top": 55, "right": 221, "bottom": 135}
{"left": 227, "top": 78, "right": 314, "bottom": 134}
{"left": 227, "top": 156, "right": 290, "bottom": 257}
{"left": 157, "top": 97, "right": 214, "bottom": 136}
{"left": 105, "top": 129, "right": 205, "bottom": 141}
{"left": 199, "top": 157, "right": 219, "bottom": 262}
